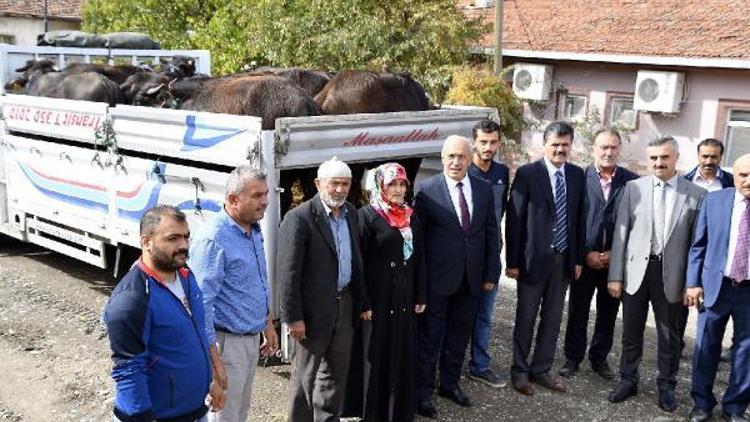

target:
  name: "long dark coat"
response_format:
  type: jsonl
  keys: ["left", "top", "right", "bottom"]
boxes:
{"left": 345, "top": 205, "right": 427, "bottom": 422}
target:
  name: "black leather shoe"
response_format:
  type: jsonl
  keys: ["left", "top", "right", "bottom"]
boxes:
{"left": 438, "top": 385, "right": 472, "bottom": 407}
{"left": 688, "top": 408, "right": 712, "bottom": 422}
{"left": 558, "top": 360, "right": 579, "bottom": 378}
{"left": 591, "top": 360, "right": 615, "bottom": 381}
{"left": 722, "top": 412, "right": 749, "bottom": 422}
{"left": 416, "top": 400, "right": 438, "bottom": 419}
{"left": 658, "top": 389, "right": 677, "bottom": 412}
{"left": 608, "top": 383, "right": 637, "bottom": 403}
{"left": 531, "top": 373, "right": 566, "bottom": 393}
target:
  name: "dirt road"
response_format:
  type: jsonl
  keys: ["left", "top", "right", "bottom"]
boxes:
{"left": 0, "top": 238, "right": 740, "bottom": 421}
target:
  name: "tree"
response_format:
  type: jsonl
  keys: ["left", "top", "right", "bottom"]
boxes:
{"left": 82, "top": 0, "right": 487, "bottom": 99}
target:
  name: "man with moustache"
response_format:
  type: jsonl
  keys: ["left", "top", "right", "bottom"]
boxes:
{"left": 685, "top": 154, "right": 750, "bottom": 422}
{"left": 560, "top": 128, "right": 638, "bottom": 380}
{"left": 414, "top": 135, "right": 499, "bottom": 419}
{"left": 278, "top": 157, "right": 366, "bottom": 422}
{"left": 466, "top": 120, "right": 510, "bottom": 388}
{"left": 608, "top": 136, "right": 705, "bottom": 412}
{"left": 190, "top": 165, "right": 279, "bottom": 422}
{"left": 105, "top": 205, "right": 222, "bottom": 421}
{"left": 506, "top": 121, "right": 585, "bottom": 396}
{"left": 680, "top": 138, "right": 734, "bottom": 358}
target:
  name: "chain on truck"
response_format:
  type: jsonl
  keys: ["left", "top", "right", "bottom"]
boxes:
{"left": 0, "top": 45, "right": 497, "bottom": 359}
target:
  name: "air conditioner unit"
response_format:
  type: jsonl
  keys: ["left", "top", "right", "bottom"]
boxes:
{"left": 512, "top": 63, "right": 553, "bottom": 101}
{"left": 473, "top": 0, "right": 495, "bottom": 7}
{"left": 633, "top": 70, "right": 685, "bottom": 113}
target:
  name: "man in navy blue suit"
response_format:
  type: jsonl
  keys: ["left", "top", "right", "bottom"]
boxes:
{"left": 685, "top": 153, "right": 750, "bottom": 422}
{"left": 466, "top": 120, "right": 510, "bottom": 389}
{"left": 506, "top": 121, "right": 585, "bottom": 396}
{"left": 560, "top": 128, "right": 638, "bottom": 381}
{"left": 414, "top": 135, "right": 499, "bottom": 419}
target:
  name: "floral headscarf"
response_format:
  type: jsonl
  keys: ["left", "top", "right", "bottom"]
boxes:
{"left": 369, "top": 163, "right": 414, "bottom": 260}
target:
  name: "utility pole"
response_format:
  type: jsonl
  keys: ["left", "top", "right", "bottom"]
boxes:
{"left": 43, "top": 0, "right": 49, "bottom": 33}
{"left": 493, "top": 0, "right": 504, "bottom": 75}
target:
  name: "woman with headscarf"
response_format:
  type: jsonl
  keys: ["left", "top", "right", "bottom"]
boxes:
{"left": 345, "top": 162, "right": 427, "bottom": 422}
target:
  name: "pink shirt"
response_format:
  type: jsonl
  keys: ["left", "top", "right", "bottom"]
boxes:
{"left": 597, "top": 166, "right": 617, "bottom": 201}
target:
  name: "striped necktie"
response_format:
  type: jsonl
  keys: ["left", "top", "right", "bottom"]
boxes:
{"left": 729, "top": 198, "right": 750, "bottom": 282}
{"left": 553, "top": 170, "right": 568, "bottom": 253}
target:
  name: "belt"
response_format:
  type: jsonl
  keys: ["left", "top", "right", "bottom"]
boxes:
{"left": 336, "top": 284, "right": 351, "bottom": 300}
{"left": 215, "top": 326, "right": 259, "bottom": 336}
{"left": 723, "top": 276, "right": 750, "bottom": 288}
{"left": 648, "top": 254, "right": 663, "bottom": 262}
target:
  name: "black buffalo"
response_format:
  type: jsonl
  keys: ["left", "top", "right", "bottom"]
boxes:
{"left": 314, "top": 70, "right": 430, "bottom": 115}
{"left": 251, "top": 67, "right": 333, "bottom": 97}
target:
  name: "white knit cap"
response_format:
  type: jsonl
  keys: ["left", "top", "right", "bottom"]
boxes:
{"left": 317, "top": 156, "right": 352, "bottom": 178}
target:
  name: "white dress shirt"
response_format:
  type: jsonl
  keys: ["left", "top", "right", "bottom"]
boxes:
{"left": 692, "top": 170, "right": 724, "bottom": 192}
{"left": 724, "top": 191, "right": 750, "bottom": 279}
{"left": 653, "top": 174, "right": 679, "bottom": 242}
{"left": 543, "top": 157, "right": 566, "bottom": 201}
{"left": 444, "top": 173, "right": 473, "bottom": 221}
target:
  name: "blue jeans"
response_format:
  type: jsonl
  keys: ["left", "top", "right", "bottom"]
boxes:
{"left": 469, "top": 284, "right": 498, "bottom": 374}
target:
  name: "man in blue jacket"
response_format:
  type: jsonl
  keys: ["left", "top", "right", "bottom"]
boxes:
{"left": 685, "top": 154, "right": 750, "bottom": 422}
{"left": 105, "top": 205, "right": 222, "bottom": 421}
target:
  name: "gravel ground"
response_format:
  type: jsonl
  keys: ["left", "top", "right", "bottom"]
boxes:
{"left": 0, "top": 237, "right": 743, "bottom": 422}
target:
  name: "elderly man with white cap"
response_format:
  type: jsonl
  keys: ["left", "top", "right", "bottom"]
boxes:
{"left": 278, "top": 157, "right": 368, "bottom": 422}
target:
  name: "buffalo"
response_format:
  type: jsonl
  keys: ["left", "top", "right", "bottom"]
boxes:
{"left": 250, "top": 67, "right": 333, "bottom": 98}
{"left": 62, "top": 62, "right": 143, "bottom": 85}
{"left": 314, "top": 70, "right": 430, "bottom": 115}
{"left": 30, "top": 71, "right": 124, "bottom": 106}
{"left": 181, "top": 75, "right": 320, "bottom": 130}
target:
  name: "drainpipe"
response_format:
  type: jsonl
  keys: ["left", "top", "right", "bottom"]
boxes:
{"left": 493, "top": 0, "right": 504, "bottom": 75}
{"left": 43, "top": 0, "right": 49, "bottom": 33}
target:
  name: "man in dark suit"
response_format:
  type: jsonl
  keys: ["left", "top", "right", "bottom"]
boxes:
{"left": 414, "top": 135, "right": 499, "bottom": 419}
{"left": 506, "top": 121, "right": 585, "bottom": 396}
{"left": 685, "top": 153, "right": 750, "bottom": 422}
{"left": 560, "top": 128, "right": 638, "bottom": 380}
{"left": 278, "top": 157, "right": 367, "bottom": 422}
{"left": 680, "top": 137, "right": 734, "bottom": 358}
{"left": 607, "top": 136, "right": 706, "bottom": 412}
{"left": 467, "top": 120, "right": 510, "bottom": 388}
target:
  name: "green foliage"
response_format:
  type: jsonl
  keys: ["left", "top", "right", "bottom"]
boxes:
{"left": 570, "top": 106, "right": 634, "bottom": 165}
{"left": 82, "top": 0, "right": 487, "bottom": 98}
{"left": 444, "top": 67, "right": 528, "bottom": 162}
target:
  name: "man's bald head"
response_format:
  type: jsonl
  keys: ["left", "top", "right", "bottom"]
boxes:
{"left": 733, "top": 154, "right": 750, "bottom": 199}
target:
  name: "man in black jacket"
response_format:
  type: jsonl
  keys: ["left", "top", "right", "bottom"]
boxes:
{"left": 278, "top": 157, "right": 366, "bottom": 422}
{"left": 559, "top": 128, "right": 638, "bottom": 380}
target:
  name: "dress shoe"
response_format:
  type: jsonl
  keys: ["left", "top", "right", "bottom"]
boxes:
{"left": 608, "top": 383, "right": 637, "bottom": 403}
{"left": 591, "top": 360, "right": 615, "bottom": 381}
{"left": 511, "top": 375, "right": 534, "bottom": 396}
{"left": 438, "top": 385, "right": 472, "bottom": 407}
{"left": 530, "top": 373, "right": 566, "bottom": 393}
{"left": 558, "top": 360, "right": 579, "bottom": 378}
{"left": 416, "top": 400, "right": 438, "bottom": 419}
{"left": 658, "top": 389, "right": 677, "bottom": 412}
{"left": 722, "top": 412, "right": 749, "bottom": 422}
{"left": 688, "top": 408, "right": 712, "bottom": 422}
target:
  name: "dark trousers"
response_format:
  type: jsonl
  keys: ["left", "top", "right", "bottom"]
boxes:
{"left": 564, "top": 265, "right": 620, "bottom": 365}
{"left": 691, "top": 278, "right": 750, "bottom": 415}
{"left": 511, "top": 253, "right": 569, "bottom": 377}
{"left": 288, "top": 289, "right": 354, "bottom": 422}
{"left": 618, "top": 260, "right": 682, "bottom": 391}
{"left": 417, "top": 280, "right": 479, "bottom": 402}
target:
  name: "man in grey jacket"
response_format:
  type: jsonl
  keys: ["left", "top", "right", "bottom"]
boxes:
{"left": 607, "top": 135, "right": 705, "bottom": 412}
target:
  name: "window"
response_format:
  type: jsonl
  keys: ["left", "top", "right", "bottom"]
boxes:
{"left": 0, "top": 34, "right": 15, "bottom": 45}
{"left": 724, "top": 109, "right": 750, "bottom": 166}
{"left": 609, "top": 96, "right": 637, "bottom": 128}
{"left": 563, "top": 94, "right": 587, "bottom": 121}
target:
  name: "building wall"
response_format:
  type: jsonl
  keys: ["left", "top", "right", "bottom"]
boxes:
{"left": 515, "top": 60, "right": 750, "bottom": 174}
{"left": 0, "top": 16, "right": 80, "bottom": 46}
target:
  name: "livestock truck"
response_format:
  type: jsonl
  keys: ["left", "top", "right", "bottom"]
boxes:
{"left": 0, "top": 45, "right": 497, "bottom": 357}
